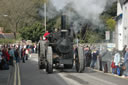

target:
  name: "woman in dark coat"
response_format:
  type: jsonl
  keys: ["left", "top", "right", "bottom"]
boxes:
{"left": 15, "top": 48, "right": 19, "bottom": 63}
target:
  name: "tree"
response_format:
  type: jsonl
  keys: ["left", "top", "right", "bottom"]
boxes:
{"left": 20, "top": 22, "right": 45, "bottom": 42}
{"left": 100, "top": 1, "right": 117, "bottom": 31}
{"left": 0, "top": 0, "right": 40, "bottom": 38}
{"left": 106, "top": 18, "right": 116, "bottom": 31}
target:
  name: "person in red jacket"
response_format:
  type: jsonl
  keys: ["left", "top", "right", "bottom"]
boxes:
{"left": 5, "top": 48, "right": 10, "bottom": 61}
{"left": 111, "top": 61, "right": 117, "bottom": 74}
{"left": 43, "top": 30, "right": 50, "bottom": 40}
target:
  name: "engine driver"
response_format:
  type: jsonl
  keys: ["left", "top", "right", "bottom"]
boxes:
{"left": 43, "top": 30, "right": 50, "bottom": 40}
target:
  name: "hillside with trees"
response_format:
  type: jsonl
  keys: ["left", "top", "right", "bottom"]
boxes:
{"left": 0, "top": 0, "right": 117, "bottom": 43}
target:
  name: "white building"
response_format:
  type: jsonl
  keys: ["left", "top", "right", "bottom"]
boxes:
{"left": 116, "top": 0, "right": 128, "bottom": 51}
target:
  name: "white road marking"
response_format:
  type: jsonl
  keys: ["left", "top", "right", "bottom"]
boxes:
{"left": 77, "top": 73, "right": 118, "bottom": 85}
{"left": 13, "top": 62, "right": 21, "bottom": 85}
{"left": 13, "top": 62, "right": 17, "bottom": 85}
{"left": 58, "top": 72, "right": 117, "bottom": 85}
{"left": 58, "top": 73, "right": 82, "bottom": 85}
{"left": 17, "top": 63, "right": 21, "bottom": 85}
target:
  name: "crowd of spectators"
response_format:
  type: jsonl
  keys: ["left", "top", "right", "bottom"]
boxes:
{"left": 83, "top": 45, "right": 128, "bottom": 78}
{"left": 83, "top": 46, "right": 99, "bottom": 69}
{"left": 110, "top": 46, "right": 128, "bottom": 78}
{"left": 0, "top": 44, "right": 37, "bottom": 70}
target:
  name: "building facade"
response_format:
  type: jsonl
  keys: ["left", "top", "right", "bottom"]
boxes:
{"left": 0, "top": 27, "right": 15, "bottom": 39}
{"left": 116, "top": 0, "right": 128, "bottom": 51}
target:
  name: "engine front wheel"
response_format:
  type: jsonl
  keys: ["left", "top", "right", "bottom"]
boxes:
{"left": 75, "top": 46, "right": 85, "bottom": 73}
{"left": 46, "top": 46, "right": 53, "bottom": 73}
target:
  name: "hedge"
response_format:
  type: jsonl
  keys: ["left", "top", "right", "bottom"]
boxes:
{"left": 0, "top": 39, "right": 16, "bottom": 44}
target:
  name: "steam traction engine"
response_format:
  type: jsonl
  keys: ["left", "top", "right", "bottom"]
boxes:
{"left": 38, "top": 14, "right": 85, "bottom": 73}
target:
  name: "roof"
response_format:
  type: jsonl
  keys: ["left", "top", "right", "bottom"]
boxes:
{"left": 124, "top": 0, "right": 128, "bottom": 4}
{"left": 116, "top": 13, "right": 123, "bottom": 21}
{"left": 0, "top": 34, "right": 5, "bottom": 38}
{"left": 119, "top": 0, "right": 128, "bottom": 7}
{"left": 0, "top": 33, "right": 15, "bottom": 39}
{"left": 119, "top": 0, "right": 125, "bottom": 7}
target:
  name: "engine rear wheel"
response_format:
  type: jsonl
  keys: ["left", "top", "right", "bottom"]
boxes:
{"left": 75, "top": 46, "right": 85, "bottom": 73}
{"left": 46, "top": 46, "right": 53, "bottom": 73}
{"left": 38, "top": 57, "right": 44, "bottom": 69}
{"left": 38, "top": 41, "right": 46, "bottom": 69}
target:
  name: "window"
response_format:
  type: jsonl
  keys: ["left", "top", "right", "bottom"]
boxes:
{"left": 124, "top": 27, "right": 127, "bottom": 30}
{"left": 125, "top": 6, "right": 127, "bottom": 10}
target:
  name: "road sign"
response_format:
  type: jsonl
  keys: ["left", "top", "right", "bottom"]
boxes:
{"left": 105, "top": 31, "right": 110, "bottom": 40}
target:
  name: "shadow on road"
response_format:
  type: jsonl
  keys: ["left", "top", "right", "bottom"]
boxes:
{"left": 52, "top": 67, "right": 97, "bottom": 74}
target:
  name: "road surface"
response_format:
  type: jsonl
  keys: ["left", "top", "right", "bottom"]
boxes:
{"left": 16, "top": 54, "right": 128, "bottom": 85}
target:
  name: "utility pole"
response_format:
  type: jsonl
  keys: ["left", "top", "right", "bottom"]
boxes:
{"left": 44, "top": 3, "right": 46, "bottom": 32}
